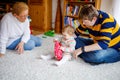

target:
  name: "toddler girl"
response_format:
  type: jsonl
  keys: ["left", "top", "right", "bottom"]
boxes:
{"left": 41, "top": 25, "right": 76, "bottom": 66}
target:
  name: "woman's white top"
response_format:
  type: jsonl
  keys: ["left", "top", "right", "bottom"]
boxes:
{"left": 0, "top": 12, "right": 30, "bottom": 54}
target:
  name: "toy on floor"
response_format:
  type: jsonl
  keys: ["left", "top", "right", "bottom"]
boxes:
{"left": 44, "top": 30, "right": 55, "bottom": 37}
{"left": 54, "top": 40, "right": 63, "bottom": 61}
{"left": 42, "top": 35, "right": 47, "bottom": 38}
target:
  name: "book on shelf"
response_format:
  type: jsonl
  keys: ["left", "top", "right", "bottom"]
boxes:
{"left": 64, "top": 16, "right": 80, "bottom": 29}
{"left": 69, "top": 0, "right": 93, "bottom": 2}
{"left": 69, "top": 0, "right": 77, "bottom": 2}
{"left": 73, "top": 5, "right": 80, "bottom": 16}
{"left": 66, "top": 4, "right": 80, "bottom": 16}
{"left": 66, "top": 4, "right": 73, "bottom": 16}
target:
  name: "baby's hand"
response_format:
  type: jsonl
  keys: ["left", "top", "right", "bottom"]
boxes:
{"left": 53, "top": 38, "right": 59, "bottom": 42}
{"left": 60, "top": 46, "right": 65, "bottom": 51}
{"left": 73, "top": 34, "right": 77, "bottom": 38}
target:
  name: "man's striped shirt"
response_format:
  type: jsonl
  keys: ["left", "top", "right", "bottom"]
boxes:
{"left": 75, "top": 10, "right": 120, "bottom": 49}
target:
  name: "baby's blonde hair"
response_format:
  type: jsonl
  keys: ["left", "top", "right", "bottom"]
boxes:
{"left": 62, "top": 25, "right": 75, "bottom": 36}
{"left": 12, "top": 2, "right": 29, "bottom": 15}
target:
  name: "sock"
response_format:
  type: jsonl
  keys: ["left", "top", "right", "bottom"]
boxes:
{"left": 40, "top": 54, "right": 54, "bottom": 60}
{"left": 54, "top": 55, "right": 71, "bottom": 66}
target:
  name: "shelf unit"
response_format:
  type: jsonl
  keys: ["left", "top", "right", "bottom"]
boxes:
{"left": 28, "top": 0, "right": 52, "bottom": 33}
{"left": 0, "top": 0, "right": 52, "bottom": 33}
{"left": 61, "top": 0, "right": 101, "bottom": 32}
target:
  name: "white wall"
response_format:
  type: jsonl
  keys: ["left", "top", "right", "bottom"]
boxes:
{"left": 112, "top": 0, "right": 120, "bottom": 25}
{"left": 52, "top": 0, "right": 57, "bottom": 29}
{"left": 52, "top": 0, "right": 120, "bottom": 27}
{"left": 100, "top": 0, "right": 120, "bottom": 25}
{"left": 52, "top": 0, "right": 64, "bottom": 29}
{"left": 100, "top": 0, "right": 113, "bottom": 14}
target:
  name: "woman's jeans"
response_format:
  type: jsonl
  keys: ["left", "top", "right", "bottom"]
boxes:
{"left": 75, "top": 37, "right": 120, "bottom": 64}
{"left": 7, "top": 35, "right": 42, "bottom": 50}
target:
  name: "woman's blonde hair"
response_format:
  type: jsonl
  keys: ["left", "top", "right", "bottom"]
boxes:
{"left": 12, "top": 2, "right": 29, "bottom": 15}
{"left": 62, "top": 25, "right": 75, "bottom": 36}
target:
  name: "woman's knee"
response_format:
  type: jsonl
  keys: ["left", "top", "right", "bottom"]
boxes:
{"left": 30, "top": 35, "right": 42, "bottom": 47}
{"left": 24, "top": 41, "right": 35, "bottom": 50}
{"left": 35, "top": 37, "right": 42, "bottom": 47}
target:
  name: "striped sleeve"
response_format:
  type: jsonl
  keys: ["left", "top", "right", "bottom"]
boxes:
{"left": 75, "top": 25, "right": 90, "bottom": 38}
{"left": 97, "top": 15, "right": 117, "bottom": 49}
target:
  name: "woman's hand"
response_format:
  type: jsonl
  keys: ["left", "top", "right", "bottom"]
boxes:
{"left": 15, "top": 41, "right": 24, "bottom": 54}
{"left": 73, "top": 48, "right": 82, "bottom": 59}
{"left": 0, "top": 53, "right": 4, "bottom": 57}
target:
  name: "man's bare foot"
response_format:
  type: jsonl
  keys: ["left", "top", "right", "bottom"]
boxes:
{"left": 0, "top": 53, "right": 4, "bottom": 57}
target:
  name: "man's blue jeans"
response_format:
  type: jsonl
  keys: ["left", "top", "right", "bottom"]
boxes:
{"left": 75, "top": 37, "right": 120, "bottom": 64}
{"left": 7, "top": 35, "right": 42, "bottom": 50}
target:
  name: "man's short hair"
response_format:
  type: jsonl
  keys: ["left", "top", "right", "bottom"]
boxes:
{"left": 79, "top": 4, "right": 99, "bottom": 21}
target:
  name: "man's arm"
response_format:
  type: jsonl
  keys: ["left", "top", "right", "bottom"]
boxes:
{"left": 73, "top": 43, "right": 102, "bottom": 59}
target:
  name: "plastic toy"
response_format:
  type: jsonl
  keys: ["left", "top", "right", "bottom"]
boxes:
{"left": 54, "top": 40, "right": 63, "bottom": 61}
{"left": 44, "top": 30, "right": 55, "bottom": 37}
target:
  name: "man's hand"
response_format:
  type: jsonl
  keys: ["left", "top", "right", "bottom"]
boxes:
{"left": 15, "top": 41, "right": 24, "bottom": 54}
{"left": 73, "top": 48, "right": 82, "bottom": 59}
{"left": 0, "top": 53, "right": 4, "bottom": 57}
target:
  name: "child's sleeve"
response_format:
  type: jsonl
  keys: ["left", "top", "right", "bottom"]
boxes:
{"left": 54, "top": 35, "right": 62, "bottom": 42}
{"left": 62, "top": 40, "right": 76, "bottom": 53}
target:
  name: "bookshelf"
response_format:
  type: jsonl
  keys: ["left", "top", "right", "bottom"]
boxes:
{"left": 61, "top": 0, "right": 101, "bottom": 32}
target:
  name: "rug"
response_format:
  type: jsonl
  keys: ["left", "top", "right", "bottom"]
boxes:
{"left": 0, "top": 34, "right": 120, "bottom": 80}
